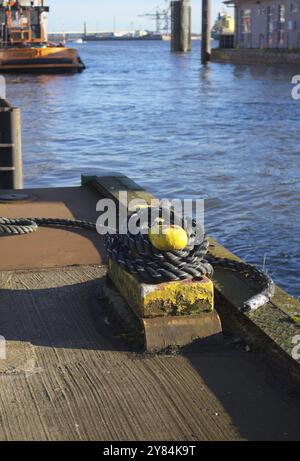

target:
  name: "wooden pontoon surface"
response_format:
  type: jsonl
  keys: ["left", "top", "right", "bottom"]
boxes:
{"left": 0, "top": 186, "right": 300, "bottom": 441}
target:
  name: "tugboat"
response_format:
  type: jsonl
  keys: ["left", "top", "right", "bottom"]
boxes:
{"left": 0, "top": 0, "right": 85, "bottom": 73}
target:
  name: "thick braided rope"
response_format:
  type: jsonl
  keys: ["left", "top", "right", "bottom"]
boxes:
{"left": 105, "top": 206, "right": 213, "bottom": 282}
{"left": 105, "top": 208, "right": 275, "bottom": 312}
{"left": 207, "top": 255, "right": 275, "bottom": 312}
{"left": 0, "top": 213, "right": 275, "bottom": 312}
{"left": 105, "top": 232, "right": 214, "bottom": 283}
{"left": 0, "top": 217, "right": 96, "bottom": 235}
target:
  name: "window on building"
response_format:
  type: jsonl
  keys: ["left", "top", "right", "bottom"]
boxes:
{"left": 242, "top": 9, "right": 252, "bottom": 33}
{"left": 290, "top": 2, "right": 298, "bottom": 13}
{"left": 267, "top": 6, "right": 274, "bottom": 45}
{"left": 240, "top": 9, "right": 244, "bottom": 42}
{"left": 278, "top": 4, "right": 285, "bottom": 45}
{"left": 279, "top": 4, "right": 286, "bottom": 27}
{"left": 287, "top": 19, "right": 297, "bottom": 30}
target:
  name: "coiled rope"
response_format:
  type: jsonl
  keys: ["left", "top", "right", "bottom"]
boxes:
{"left": 0, "top": 217, "right": 96, "bottom": 235}
{"left": 104, "top": 207, "right": 275, "bottom": 312}
{"left": 0, "top": 210, "right": 275, "bottom": 312}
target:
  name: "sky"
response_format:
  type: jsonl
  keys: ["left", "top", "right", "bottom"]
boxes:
{"left": 45, "top": 0, "right": 227, "bottom": 33}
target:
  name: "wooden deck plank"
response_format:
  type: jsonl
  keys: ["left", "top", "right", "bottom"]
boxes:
{"left": 0, "top": 265, "right": 300, "bottom": 441}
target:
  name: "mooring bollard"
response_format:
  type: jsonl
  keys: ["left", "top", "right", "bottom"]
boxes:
{"left": 0, "top": 98, "right": 23, "bottom": 190}
{"left": 171, "top": 0, "right": 192, "bottom": 52}
{"left": 84, "top": 174, "right": 222, "bottom": 352}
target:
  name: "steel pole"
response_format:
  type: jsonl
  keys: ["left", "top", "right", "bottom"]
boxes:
{"left": 201, "top": 0, "right": 211, "bottom": 63}
{"left": 0, "top": 99, "right": 23, "bottom": 190}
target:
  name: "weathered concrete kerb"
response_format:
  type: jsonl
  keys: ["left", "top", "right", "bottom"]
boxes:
{"left": 208, "top": 236, "right": 300, "bottom": 390}
{"left": 211, "top": 48, "right": 300, "bottom": 65}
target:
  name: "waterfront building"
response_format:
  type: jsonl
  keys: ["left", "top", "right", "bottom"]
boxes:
{"left": 225, "top": 0, "right": 300, "bottom": 49}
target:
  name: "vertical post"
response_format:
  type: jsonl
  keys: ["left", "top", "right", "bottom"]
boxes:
{"left": 171, "top": 1, "right": 180, "bottom": 51}
{"left": 171, "top": 0, "right": 192, "bottom": 52}
{"left": 234, "top": 5, "right": 238, "bottom": 47}
{"left": 0, "top": 99, "right": 23, "bottom": 190}
{"left": 201, "top": 0, "right": 211, "bottom": 63}
{"left": 181, "top": 0, "right": 192, "bottom": 52}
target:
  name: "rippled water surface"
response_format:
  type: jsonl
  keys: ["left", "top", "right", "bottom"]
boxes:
{"left": 5, "top": 41, "right": 300, "bottom": 297}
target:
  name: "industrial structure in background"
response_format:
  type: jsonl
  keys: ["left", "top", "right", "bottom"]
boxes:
{"left": 82, "top": 0, "right": 171, "bottom": 41}
{"left": 138, "top": 0, "right": 171, "bottom": 36}
{"left": 46, "top": 0, "right": 212, "bottom": 63}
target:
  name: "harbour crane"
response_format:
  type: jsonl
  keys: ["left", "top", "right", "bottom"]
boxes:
{"left": 138, "top": 1, "right": 171, "bottom": 35}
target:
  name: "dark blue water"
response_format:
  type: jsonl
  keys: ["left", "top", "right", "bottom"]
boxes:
{"left": 5, "top": 41, "right": 300, "bottom": 297}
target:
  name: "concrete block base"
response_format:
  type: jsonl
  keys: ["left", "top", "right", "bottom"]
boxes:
{"left": 107, "top": 258, "right": 221, "bottom": 351}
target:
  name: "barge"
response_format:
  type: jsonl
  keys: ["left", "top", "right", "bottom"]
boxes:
{"left": 82, "top": 33, "right": 163, "bottom": 42}
{"left": 0, "top": 1, "right": 85, "bottom": 73}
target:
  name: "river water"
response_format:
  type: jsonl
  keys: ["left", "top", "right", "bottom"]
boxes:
{"left": 4, "top": 41, "right": 300, "bottom": 297}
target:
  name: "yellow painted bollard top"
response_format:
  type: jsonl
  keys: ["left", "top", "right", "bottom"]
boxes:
{"left": 148, "top": 225, "right": 189, "bottom": 252}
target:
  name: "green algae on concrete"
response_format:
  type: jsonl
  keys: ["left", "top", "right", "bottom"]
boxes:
{"left": 108, "top": 258, "right": 214, "bottom": 319}
{"left": 291, "top": 315, "right": 300, "bottom": 327}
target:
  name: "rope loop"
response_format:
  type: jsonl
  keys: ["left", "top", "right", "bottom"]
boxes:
{"left": 0, "top": 217, "right": 96, "bottom": 235}
{"left": 105, "top": 206, "right": 213, "bottom": 284}
{"left": 0, "top": 209, "right": 275, "bottom": 312}
{"left": 104, "top": 206, "right": 275, "bottom": 311}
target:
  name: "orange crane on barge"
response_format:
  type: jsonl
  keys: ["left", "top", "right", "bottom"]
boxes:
{"left": 0, "top": 0, "right": 85, "bottom": 73}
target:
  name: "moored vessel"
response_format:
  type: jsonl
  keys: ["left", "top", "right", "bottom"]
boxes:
{"left": 82, "top": 32, "right": 163, "bottom": 42}
{"left": 0, "top": 0, "right": 85, "bottom": 73}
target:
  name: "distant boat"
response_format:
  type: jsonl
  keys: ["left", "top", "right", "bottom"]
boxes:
{"left": 0, "top": 1, "right": 85, "bottom": 73}
{"left": 82, "top": 32, "right": 163, "bottom": 42}
{"left": 211, "top": 11, "right": 235, "bottom": 40}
